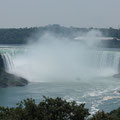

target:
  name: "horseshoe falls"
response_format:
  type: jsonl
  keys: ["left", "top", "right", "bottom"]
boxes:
{"left": 3, "top": 49, "right": 120, "bottom": 76}
{"left": 13, "top": 49, "right": 120, "bottom": 82}
{"left": 1, "top": 46, "right": 120, "bottom": 79}
{"left": 0, "top": 45, "right": 120, "bottom": 115}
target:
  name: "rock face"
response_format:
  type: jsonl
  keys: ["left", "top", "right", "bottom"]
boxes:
{"left": 0, "top": 54, "right": 28, "bottom": 88}
{"left": 113, "top": 59, "right": 120, "bottom": 78}
{"left": 0, "top": 71, "right": 28, "bottom": 87}
{"left": 113, "top": 73, "right": 120, "bottom": 78}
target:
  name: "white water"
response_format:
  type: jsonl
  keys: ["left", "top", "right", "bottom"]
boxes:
{"left": 12, "top": 46, "right": 120, "bottom": 82}
{"left": 0, "top": 45, "right": 120, "bottom": 114}
{"left": 1, "top": 53, "right": 15, "bottom": 73}
{"left": 91, "top": 50, "right": 120, "bottom": 76}
{"left": 1, "top": 31, "right": 120, "bottom": 82}
{"left": 1, "top": 44, "right": 120, "bottom": 82}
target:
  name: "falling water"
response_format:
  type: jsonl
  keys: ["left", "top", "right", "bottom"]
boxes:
{"left": 94, "top": 50, "right": 120, "bottom": 73}
{"left": 0, "top": 47, "right": 120, "bottom": 80}
{"left": 1, "top": 53, "right": 15, "bottom": 73}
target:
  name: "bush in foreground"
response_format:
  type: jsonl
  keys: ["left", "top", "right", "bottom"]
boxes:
{"left": 0, "top": 97, "right": 89, "bottom": 120}
{"left": 0, "top": 97, "right": 120, "bottom": 120}
{"left": 89, "top": 109, "right": 120, "bottom": 120}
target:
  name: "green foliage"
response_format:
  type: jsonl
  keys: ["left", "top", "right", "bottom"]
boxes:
{"left": 0, "top": 97, "right": 89, "bottom": 120}
{"left": 89, "top": 110, "right": 120, "bottom": 120}
{"left": 0, "top": 96, "right": 120, "bottom": 120}
{"left": 89, "top": 111, "right": 115, "bottom": 120}
{"left": 109, "top": 107, "right": 120, "bottom": 120}
{"left": 0, "top": 25, "right": 120, "bottom": 47}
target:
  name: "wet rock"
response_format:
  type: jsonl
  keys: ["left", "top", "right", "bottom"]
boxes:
{"left": 113, "top": 73, "right": 120, "bottom": 78}
{"left": 0, "top": 54, "right": 28, "bottom": 88}
{"left": 0, "top": 70, "right": 28, "bottom": 88}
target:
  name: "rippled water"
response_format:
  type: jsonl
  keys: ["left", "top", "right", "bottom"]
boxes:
{"left": 0, "top": 45, "right": 120, "bottom": 114}
{"left": 0, "top": 77, "right": 120, "bottom": 114}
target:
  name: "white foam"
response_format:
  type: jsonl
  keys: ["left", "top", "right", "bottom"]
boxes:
{"left": 103, "top": 96, "right": 120, "bottom": 101}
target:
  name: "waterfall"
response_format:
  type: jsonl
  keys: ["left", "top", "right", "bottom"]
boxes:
{"left": 0, "top": 46, "right": 27, "bottom": 73}
{"left": 93, "top": 51, "right": 120, "bottom": 73}
{"left": 1, "top": 53, "right": 15, "bottom": 73}
{"left": 1, "top": 47, "right": 120, "bottom": 79}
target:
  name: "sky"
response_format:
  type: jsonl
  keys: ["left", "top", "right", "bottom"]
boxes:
{"left": 0, "top": 0, "right": 120, "bottom": 28}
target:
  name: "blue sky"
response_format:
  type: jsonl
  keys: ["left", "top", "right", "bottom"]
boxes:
{"left": 0, "top": 0, "right": 120, "bottom": 28}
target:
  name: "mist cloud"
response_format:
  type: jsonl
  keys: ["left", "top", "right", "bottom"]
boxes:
{"left": 13, "top": 30, "right": 115, "bottom": 82}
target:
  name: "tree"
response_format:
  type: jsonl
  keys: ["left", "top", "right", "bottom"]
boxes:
{"left": 0, "top": 97, "right": 89, "bottom": 120}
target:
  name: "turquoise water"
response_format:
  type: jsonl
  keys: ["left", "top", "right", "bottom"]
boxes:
{"left": 0, "top": 79, "right": 120, "bottom": 114}
{"left": 0, "top": 45, "right": 120, "bottom": 114}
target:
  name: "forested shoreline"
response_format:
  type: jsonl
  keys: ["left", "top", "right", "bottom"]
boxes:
{"left": 0, "top": 24, "right": 120, "bottom": 47}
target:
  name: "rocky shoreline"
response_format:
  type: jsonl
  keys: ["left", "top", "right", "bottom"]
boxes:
{"left": 0, "top": 54, "right": 28, "bottom": 88}
{"left": 0, "top": 71, "right": 28, "bottom": 87}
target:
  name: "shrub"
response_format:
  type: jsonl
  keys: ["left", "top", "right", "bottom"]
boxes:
{"left": 0, "top": 97, "right": 89, "bottom": 120}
